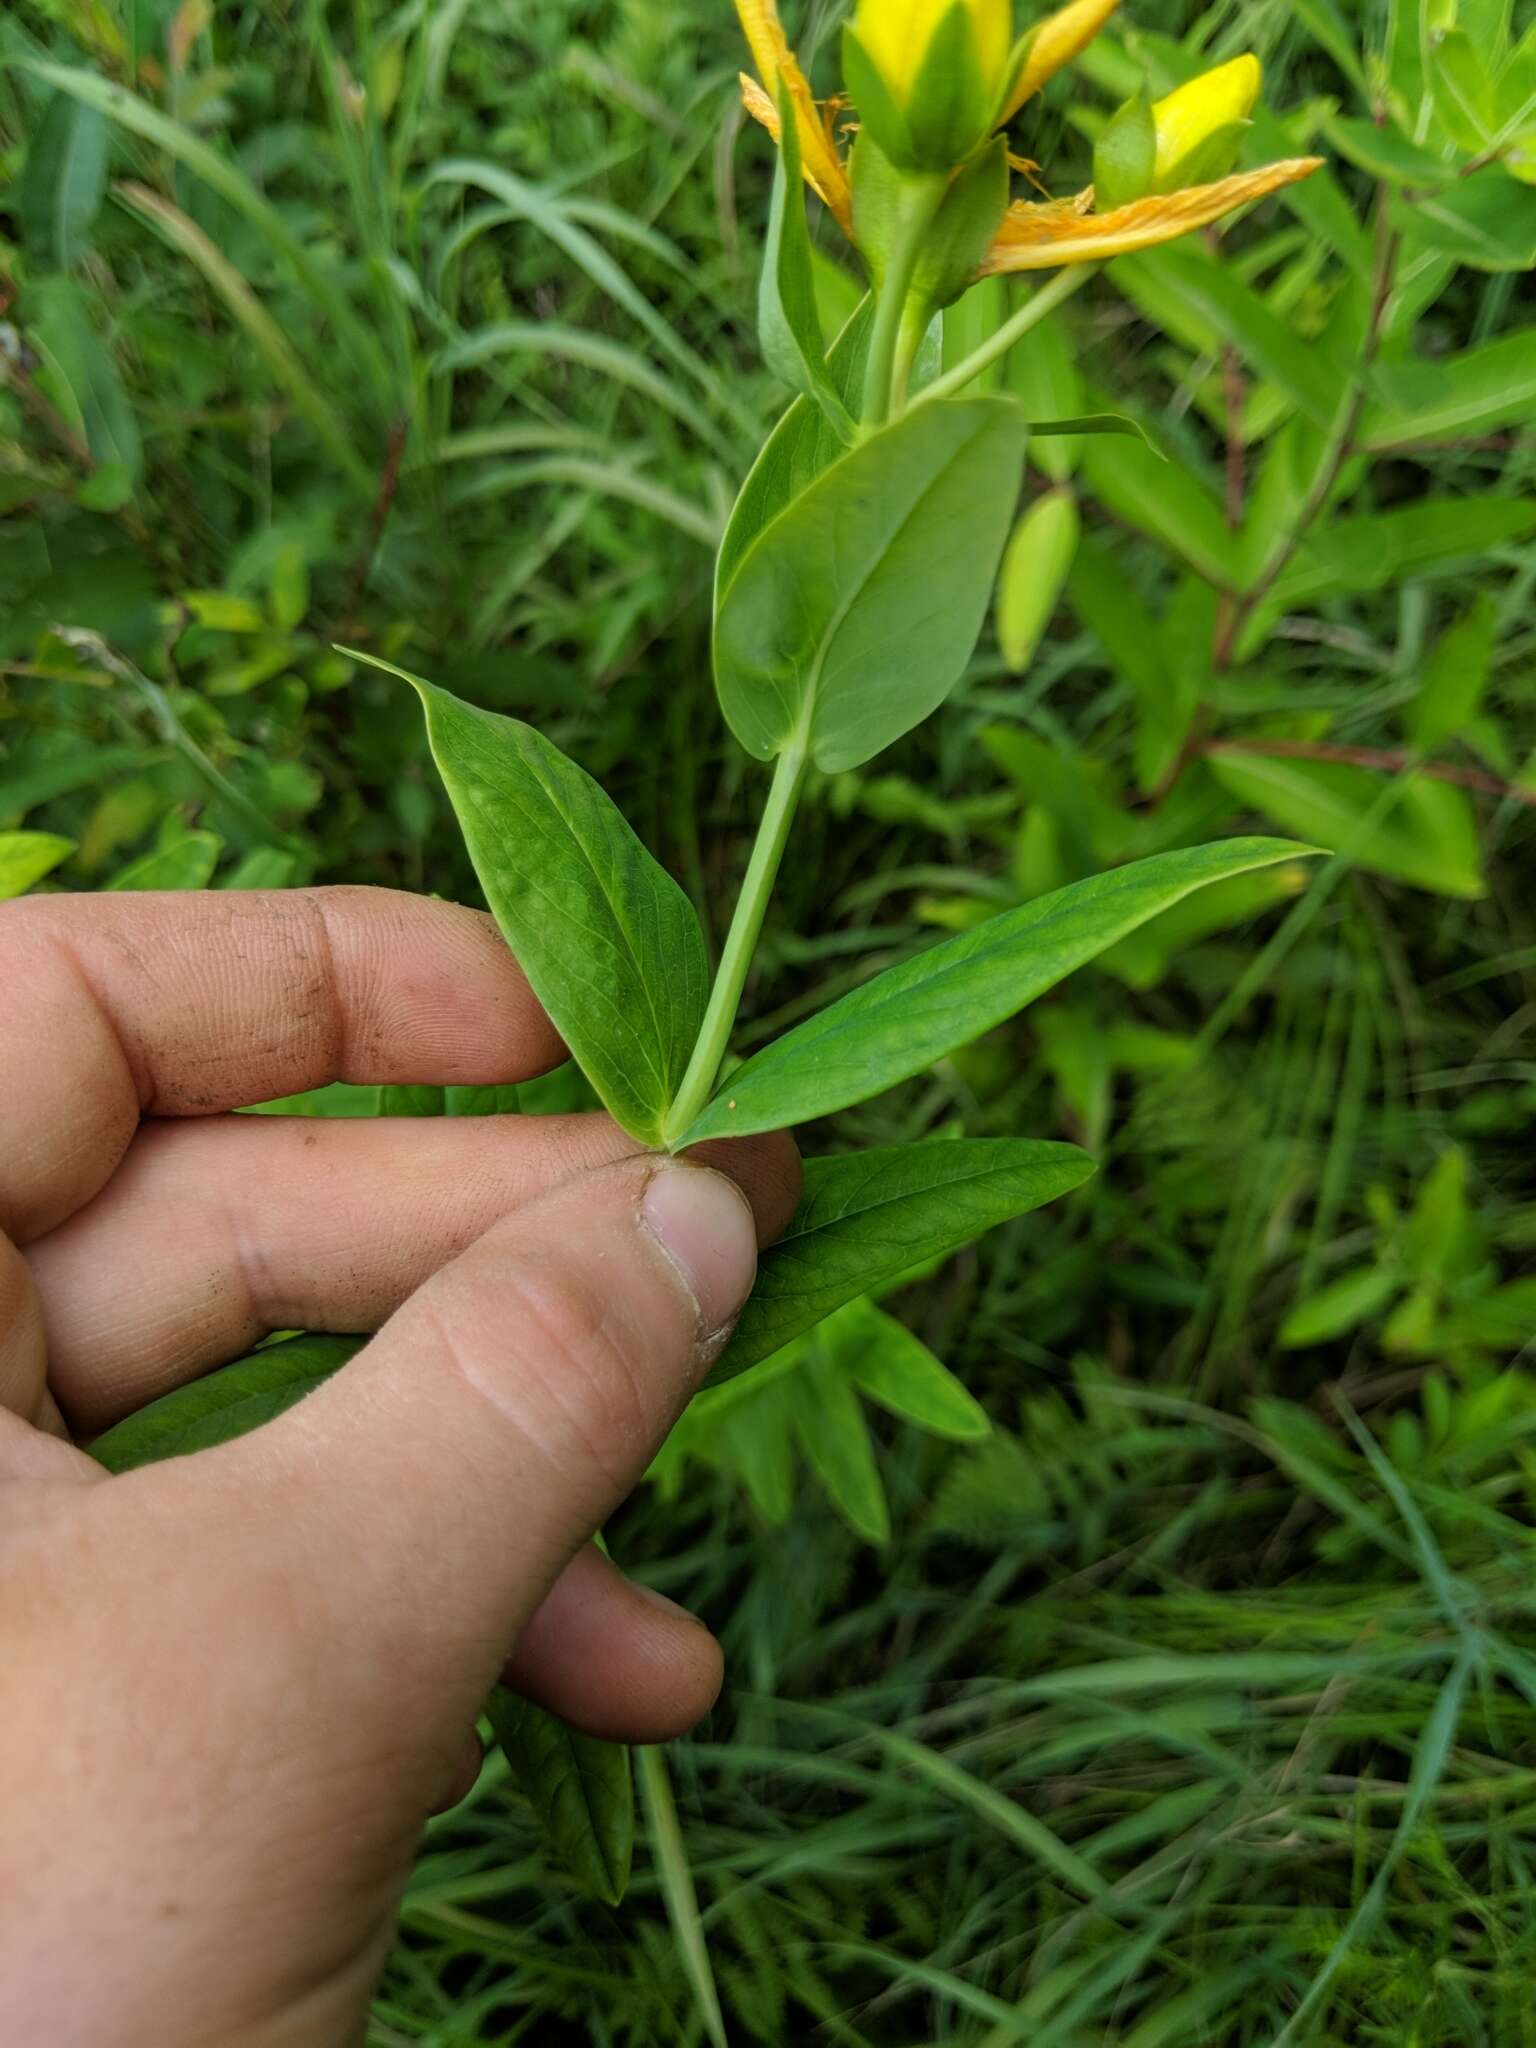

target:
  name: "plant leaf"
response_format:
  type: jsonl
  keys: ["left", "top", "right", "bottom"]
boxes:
{"left": 25, "top": 274, "right": 142, "bottom": 484}
{"left": 716, "top": 1370, "right": 801, "bottom": 1522}
{"left": 1026, "top": 412, "right": 1158, "bottom": 446}
{"left": 349, "top": 654, "right": 708, "bottom": 1147}
{"left": 18, "top": 90, "right": 109, "bottom": 268}
{"left": 1398, "top": 165, "right": 1536, "bottom": 272}
{"left": 1076, "top": 423, "right": 1238, "bottom": 590}
{"left": 714, "top": 396, "right": 1028, "bottom": 772}
{"left": 1241, "top": 496, "right": 1536, "bottom": 654}
{"left": 0, "top": 830, "right": 75, "bottom": 899}
{"left": 708, "top": 1140, "right": 1095, "bottom": 1386}
{"left": 1364, "top": 330, "right": 1536, "bottom": 446}
{"left": 796, "top": 1343, "right": 890, "bottom": 1542}
{"left": 1279, "top": 1267, "right": 1400, "bottom": 1350}
{"left": 1323, "top": 113, "right": 1458, "bottom": 189}
{"left": 828, "top": 1296, "right": 991, "bottom": 1440}
{"left": 1068, "top": 535, "right": 1203, "bottom": 794}
{"left": 679, "top": 839, "right": 1312, "bottom": 1145}
{"left": 1206, "top": 754, "right": 1484, "bottom": 899}
{"left": 88, "top": 1334, "right": 363, "bottom": 1473}
{"left": 1430, "top": 28, "right": 1498, "bottom": 151}
{"left": 1115, "top": 242, "right": 1341, "bottom": 430}
{"left": 486, "top": 1687, "right": 633, "bottom": 1905}
{"left": 1004, "top": 306, "right": 1083, "bottom": 480}
{"left": 104, "top": 830, "right": 223, "bottom": 891}
{"left": 1408, "top": 593, "right": 1498, "bottom": 752}
{"left": 716, "top": 299, "right": 875, "bottom": 605}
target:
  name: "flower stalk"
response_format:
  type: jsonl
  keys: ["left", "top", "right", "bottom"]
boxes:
{"left": 859, "top": 170, "right": 950, "bottom": 426}
{"left": 913, "top": 259, "right": 1095, "bottom": 406}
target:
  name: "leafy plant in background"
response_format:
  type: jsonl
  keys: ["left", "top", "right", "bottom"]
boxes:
{"left": 32, "top": 0, "right": 1326, "bottom": 1906}
{"left": 919, "top": 0, "right": 1536, "bottom": 963}
{"left": 6, "top": 0, "right": 1536, "bottom": 2036}
{"left": 1281, "top": 1141, "right": 1536, "bottom": 1363}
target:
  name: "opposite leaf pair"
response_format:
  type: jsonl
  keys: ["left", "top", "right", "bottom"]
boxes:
{"left": 356, "top": 650, "right": 1308, "bottom": 1390}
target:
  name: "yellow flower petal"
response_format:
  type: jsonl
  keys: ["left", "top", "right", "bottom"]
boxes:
{"left": 735, "top": 0, "right": 853, "bottom": 234}
{"left": 739, "top": 73, "right": 854, "bottom": 233}
{"left": 1152, "top": 54, "right": 1261, "bottom": 184}
{"left": 1003, "top": 0, "right": 1121, "bottom": 122}
{"left": 855, "top": 0, "right": 1012, "bottom": 107}
{"left": 735, "top": 0, "right": 796, "bottom": 100}
{"left": 978, "top": 156, "right": 1322, "bottom": 272}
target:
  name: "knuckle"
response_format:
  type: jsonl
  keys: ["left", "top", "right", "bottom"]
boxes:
{"left": 430, "top": 1252, "right": 665, "bottom": 1493}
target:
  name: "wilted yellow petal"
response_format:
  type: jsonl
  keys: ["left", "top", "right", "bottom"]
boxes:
{"left": 739, "top": 73, "right": 854, "bottom": 234}
{"left": 735, "top": 0, "right": 795, "bottom": 98}
{"left": 979, "top": 156, "right": 1322, "bottom": 271}
{"left": 735, "top": 0, "right": 854, "bottom": 234}
{"left": 1003, "top": 0, "right": 1120, "bottom": 121}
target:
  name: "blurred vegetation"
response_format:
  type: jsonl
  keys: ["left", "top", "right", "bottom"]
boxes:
{"left": 3, "top": 0, "right": 1536, "bottom": 2039}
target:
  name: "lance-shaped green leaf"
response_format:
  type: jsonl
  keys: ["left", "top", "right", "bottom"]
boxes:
{"left": 827, "top": 1297, "right": 991, "bottom": 1440}
{"left": 678, "top": 839, "right": 1313, "bottom": 1145}
{"left": 796, "top": 1345, "right": 889, "bottom": 1543}
{"left": 104, "top": 830, "right": 223, "bottom": 891}
{"left": 0, "top": 831, "right": 75, "bottom": 900}
{"left": 708, "top": 1139, "right": 1094, "bottom": 1385}
{"left": 1206, "top": 756, "right": 1483, "bottom": 900}
{"left": 759, "top": 79, "right": 855, "bottom": 441}
{"left": 348, "top": 653, "right": 709, "bottom": 1148}
{"left": 714, "top": 396, "right": 1027, "bottom": 774}
{"left": 1399, "top": 166, "right": 1536, "bottom": 273}
{"left": 487, "top": 1687, "right": 634, "bottom": 1906}
{"left": 1027, "top": 413, "right": 1157, "bottom": 447}
{"left": 89, "top": 1334, "right": 363, "bottom": 1473}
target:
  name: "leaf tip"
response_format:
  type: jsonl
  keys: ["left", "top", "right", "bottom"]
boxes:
{"left": 332, "top": 644, "right": 436, "bottom": 705}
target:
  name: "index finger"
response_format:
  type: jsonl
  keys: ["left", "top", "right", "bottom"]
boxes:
{"left": 0, "top": 887, "right": 564, "bottom": 1242}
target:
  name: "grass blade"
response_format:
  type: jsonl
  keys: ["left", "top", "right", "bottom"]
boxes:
{"left": 23, "top": 60, "right": 391, "bottom": 398}
{"left": 637, "top": 1746, "right": 728, "bottom": 2048}
{"left": 114, "top": 183, "right": 374, "bottom": 494}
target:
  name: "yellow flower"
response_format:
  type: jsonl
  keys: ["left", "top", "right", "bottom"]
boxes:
{"left": 1003, "top": 0, "right": 1120, "bottom": 119}
{"left": 854, "top": 0, "right": 1012, "bottom": 109}
{"left": 733, "top": 0, "right": 1320, "bottom": 278}
{"left": 1151, "top": 54, "right": 1261, "bottom": 187}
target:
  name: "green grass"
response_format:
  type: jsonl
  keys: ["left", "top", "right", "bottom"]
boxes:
{"left": 5, "top": 0, "right": 1536, "bottom": 2039}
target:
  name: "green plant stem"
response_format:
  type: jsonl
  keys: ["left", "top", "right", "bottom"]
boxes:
{"left": 913, "top": 262, "right": 1097, "bottom": 408}
{"left": 1211, "top": 189, "right": 1398, "bottom": 669}
{"left": 860, "top": 173, "right": 949, "bottom": 426}
{"left": 664, "top": 734, "right": 809, "bottom": 1146}
{"left": 890, "top": 295, "right": 932, "bottom": 413}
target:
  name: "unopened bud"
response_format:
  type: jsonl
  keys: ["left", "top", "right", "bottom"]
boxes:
{"left": 847, "top": 0, "right": 1014, "bottom": 171}
{"left": 1151, "top": 54, "right": 1261, "bottom": 188}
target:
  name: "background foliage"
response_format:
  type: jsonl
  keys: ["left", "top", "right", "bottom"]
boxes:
{"left": 3, "top": 0, "right": 1536, "bottom": 2038}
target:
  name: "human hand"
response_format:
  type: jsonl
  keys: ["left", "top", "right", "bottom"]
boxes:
{"left": 0, "top": 886, "right": 797, "bottom": 2048}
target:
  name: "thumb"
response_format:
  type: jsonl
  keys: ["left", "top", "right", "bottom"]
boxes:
{"left": 143, "top": 1154, "right": 757, "bottom": 1771}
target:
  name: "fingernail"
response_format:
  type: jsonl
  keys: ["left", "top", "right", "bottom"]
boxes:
{"left": 641, "top": 1162, "right": 758, "bottom": 1336}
